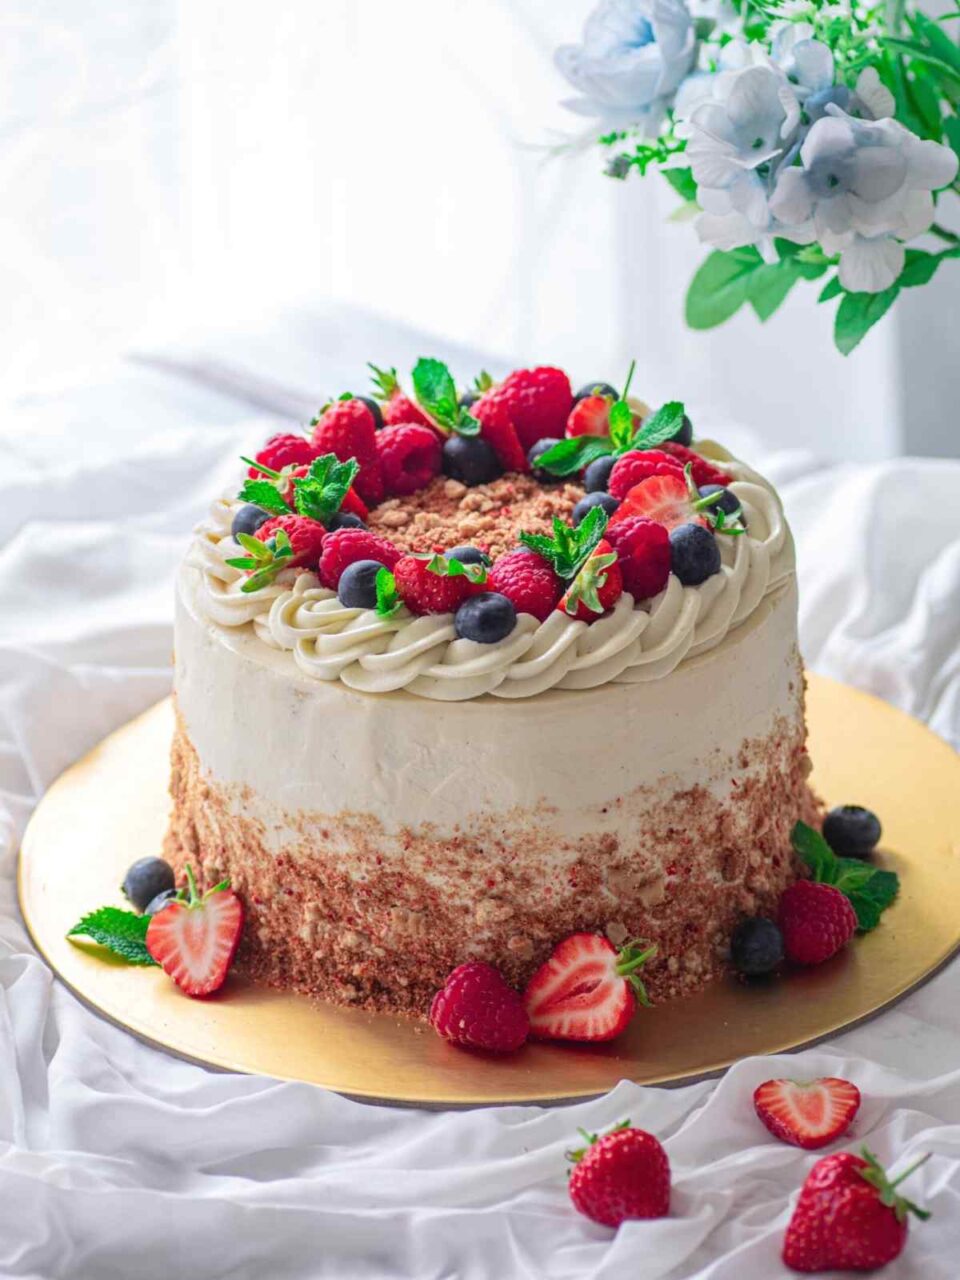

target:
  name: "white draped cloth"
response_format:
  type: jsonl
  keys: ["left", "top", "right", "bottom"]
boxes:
{"left": 2, "top": 311, "right": 959, "bottom": 1278}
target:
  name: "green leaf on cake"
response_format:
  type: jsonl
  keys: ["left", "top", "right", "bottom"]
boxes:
{"left": 225, "top": 529, "right": 294, "bottom": 593}
{"left": 411, "top": 357, "right": 480, "bottom": 437}
{"left": 374, "top": 567, "right": 402, "bottom": 618}
{"left": 519, "top": 506, "right": 609, "bottom": 581}
{"left": 419, "top": 553, "right": 489, "bottom": 585}
{"left": 236, "top": 479, "right": 291, "bottom": 515}
{"left": 293, "top": 453, "right": 360, "bottom": 524}
{"left": 628, "top": 400, "right": 686, "bottom": 452}
{"left": 791, "top": 821, "right": 900, "bottom": 933}
{"left": 68, "top": 907, "right": 158, "bottom": 966}
{"left": 532, "top": 436, "right": 614, "bottom": 477}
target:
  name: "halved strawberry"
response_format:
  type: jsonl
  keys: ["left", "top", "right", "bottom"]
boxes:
{"left": 609, "top": 471, "right": 706, "bottom": 532}
{"left": 522, "top": 933, "right": 656, "bottom": 1042}
{"left": 566, "top": 394, "right": 613, "bottom": 438}
{"left": 145, "top": 867, "right": 244, "bottom": 997}
{"left": 754, "top": 1077, "right": 862, "bottom": 1150}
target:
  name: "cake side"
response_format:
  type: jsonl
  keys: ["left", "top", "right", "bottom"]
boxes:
{"left": 166, "top": 566, "right": 817, "bottom": 1013}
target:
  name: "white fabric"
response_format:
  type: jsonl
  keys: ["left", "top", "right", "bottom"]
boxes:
{"left": 1, "top": 326, "right": 959, "bottom": 1278}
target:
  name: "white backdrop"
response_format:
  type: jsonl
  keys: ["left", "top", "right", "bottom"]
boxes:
{"left": 3, "top": 0, "right": 952, "bottom": 460}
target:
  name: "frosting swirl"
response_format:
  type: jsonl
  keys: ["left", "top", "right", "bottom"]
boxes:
{"left": 186, "top": 447, "right": 795, "bottom": 701}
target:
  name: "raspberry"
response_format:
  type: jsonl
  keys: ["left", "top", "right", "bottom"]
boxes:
{"left": 376, "top": 424, "right": 441, "bottom": 496}
{"left": 606, "top": 517, "right": 671, "bottom": 601}
{"left": 472, "top": 393, "right": 528, "bottom": 473}
{"left": 488, "top": 549, "right": 562, "bottom": 622}
{"left": 317, "top": 528, "right": 400, "bottom": 590}
{"left": 483, "top": 366, "right": 573, "bottom": 452}
{"left": 311, "top": 398, "right": 384, "bottom": 505}
{"left": 393, "top": 555, "right": 480, "bottom": 615}
{"left": 778, "top": 881, "right": 857, "bottom": 966}
{"left": 607, "top": 449, "right": 683, "bottom": 499}
{"left": 254, "top": 515, "right": 326, "bottom": 569}
{"left": 430, "top": 962, "right": 529, "bottom": 1053}
{"left": 247, "top": 433, "right": 318, "bottom": 478}
{"left": 659, "top": 441, "right": 733, "bottom": 488}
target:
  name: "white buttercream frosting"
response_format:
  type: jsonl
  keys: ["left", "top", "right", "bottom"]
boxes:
{"left": 186, "top": 447, "right": 795, "bottom": 701}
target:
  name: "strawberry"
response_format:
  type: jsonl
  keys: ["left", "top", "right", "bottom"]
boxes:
{"left": 755, "top": 1077, "right": 862, "bottom": 1150}
{"left": 483, "top": 366, "right": 572, "bottom": 452}
{"left": 393, "top": 552, "right": 486, "bottom": 615}
{"left": 558, "top": 538, "right": 622, "bottom": 622}
{"left": 523, "top": 933, "right": 656, "bottom": 1042}
{"left": 605, "top": 517, "right": 671, "bottom": 601}
{"left": 311, "top": 396, "right": 384, "bottom": 506}
{"left": 254, "top": 514, "right": 325, "bottom": 568}
{"left": 659, "top": 441, "right": 733, "bottom": 488}
{"left": 369, "top": 363, "right": 437, "bottom": 431}
{"left": 376, "top": 424, "right": 441, "bottom": 496}
{"left": 566, "top": 393, "right": 616, "bottom": 439}
{"left": 567, "top": 1122, "right": 671, "bottom": 1226}
{"left": 317, "top": 527, "right": 401, "bottom": 590}
{"left": 246, "top": 432, "right": 319, "bottom": 478}
{"left": 145, "top": 867, "right": 244, "bottom": 997}
{"left": 488, "top": 549, "right": 563, "bottom": 622}
{"left": 430, "top": 961, "right": 529, "bottom": 1052}
{"left": 225, "top": 515, "right": 325, "bottom": 592}
{"left": 779, "top": 880, "right": 857, "bottom": 966}
{"left": 608, "top": 467, "right": 741, "bottom": 535}
{"left": 783, "top": 1148, "right": 930, "bottom": 1273}
{"left": 607, "top": 449, "right": 684, "bottom": 499}
{"left": 471, "top": 392, "right": 528, "bottom": 473}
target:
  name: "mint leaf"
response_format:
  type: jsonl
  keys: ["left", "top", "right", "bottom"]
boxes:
{"left": 293, "top": 453, "right": 360, "bottom": 524}
{"left": 790, "top": 821, "right": 899, "bottom": 933}
{"left": 608, "top": 399, "right": 635, "bottom": 451}
{"left": 237, "top": 479, "right": 290, "bottom": 515}
{"left": 835, "top": 286, "right": 900, "bottom": 356}
{"left": 533, "top": 436, "right": 613, "bottom": 477}
{"left": 375, "top": 567, "right": 402, "bottom": 617}
{"left": 411, "top": 358, "right": 481, "bottom": 437}
{"left": 630, "top": 401, "right": 685, "bottom": 452}
{"left": 68, "top": 907, "right": 158, "bottom": 966}
{"left": 685, "top": 248, "right": 763, "bottom": 330}
{"left": 519, "top": 507, "right": 609, "bottom": 580}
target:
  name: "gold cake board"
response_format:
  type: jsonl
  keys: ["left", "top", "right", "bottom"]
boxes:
{"left": 17, "top": 676, "right": 960, "bottom": 1108}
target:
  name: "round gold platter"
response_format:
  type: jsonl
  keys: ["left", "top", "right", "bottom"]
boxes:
{"left": 17, "top": 675, "right": 960, "bottom": 1108}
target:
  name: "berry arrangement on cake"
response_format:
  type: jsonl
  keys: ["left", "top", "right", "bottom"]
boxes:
{"left": 150, "top": 354, "right": 843, "bottom": 1016}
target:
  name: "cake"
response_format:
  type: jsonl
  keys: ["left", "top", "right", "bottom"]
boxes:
{"left": 165, "top": 362, "right": 818, "bottom": 1015}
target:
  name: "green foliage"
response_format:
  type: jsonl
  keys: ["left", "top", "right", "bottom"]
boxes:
{"left": 791, "top": 821, "right": 900, "bottom": 932}
{"left": 68, "top": 907, "right": 158, "bottom": 966}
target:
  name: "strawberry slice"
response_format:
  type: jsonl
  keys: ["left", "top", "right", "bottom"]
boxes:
{"left": 522, "top": 933, "right": 656, "bottom": 1042}
{"left": 146, "top": 867, "right": 244, "bottom": 997}
{"left": 754, "top": 1077, "right": 862, "bottom": 1150}
{"left": 609, "top": 471, "right": 708, "bottom": 532}
{"left": 566, "top": 394, "right": 613, "bottom": 438}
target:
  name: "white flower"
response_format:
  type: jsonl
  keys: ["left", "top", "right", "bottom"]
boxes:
{"left": 555, "top": 0, "right": 697, "bottom": 136}
{"left": 769, "top": 106, "right": 959, "bottom": 290}
{"left": 769, "top": 23, "right": 834, "bottom": 101}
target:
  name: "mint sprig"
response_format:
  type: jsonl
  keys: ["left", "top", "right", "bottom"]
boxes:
{"left": 375, "top": 567, "right": 402, "bottom": 618}
{"left": 791, "top": 821, "right": 899, "bottom": 932}
{"left": 236, "top": 477, "right": 291, "bottom": 515}
{"left": 292, "top": 454, "right": 359, "bottom": 524}
{"left": 534, "top": 387, "right": 689, "bottom": 478}
{"left": 519, "top": 505, "right": 609, "bottom": 580}
{"left": 225, "top": 528, "right": 294, "bottom": 593}
{"left": 67, "top": 907, "right": 158, "bottom": 966}
{"left": 411, "top": 358, "right": 480, "bottom": 437}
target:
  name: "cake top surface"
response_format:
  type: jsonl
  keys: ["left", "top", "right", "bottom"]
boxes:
{"left": 186, "top": 358, "right": 795, "bottom": 701}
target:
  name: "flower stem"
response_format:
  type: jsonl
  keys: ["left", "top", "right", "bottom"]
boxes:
{"left": 929, "top": 222, "right": 960, "bottom": 246}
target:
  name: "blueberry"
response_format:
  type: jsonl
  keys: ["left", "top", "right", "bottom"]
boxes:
{"left": 231, "top": 504, "right": 272, "bottom": 540}
{"left": 442, "top": 435, "right": 501, "bottom": 487}
{"left": 699, "top": 484, "right": 743, "bottom": 519}
{"left": 669, "top": 523, "right": 721, "bottom": 585}
{"left": 122, "top": 857, "right": 175, "bottom": 913}
{"left": 573, "top": 381, "right": 618, "bottom": 404}
{"left": 583, "top": 455, "right": 617, "bottom": 494}
{"left": 572, "top": 492, "right": 620, "bottom": 525}
{"left": 670, "top": 413, "right": 693, "bottom": 447}
{"left": 454, "top": 592, "right": 517, "bottom": 644}
{"left": 459, "top": 390, "right": 480, "bottom": 410}
{"left": 326, "top": 511, "right": 366, "bottom": 532}
{"left": 731, "top": 917, "right": 784, "bottom": 976}
{"left": 145, "top": 888, "right": 178, "bottom": 916}
{"left": 527, "top": 437, "right": 563, "bottom": 483}
{"left": 823, "top": 805, "right": 882, "bottom": 859}
{"left": 446, "top": 545, "right": 491, "bottom": 567}
{"left": 337, "top": 559, "right": 387, "bottom": 609}
{"left": 354, "top": 395, "right": 384, "bottom": 430}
